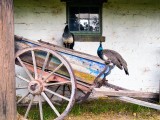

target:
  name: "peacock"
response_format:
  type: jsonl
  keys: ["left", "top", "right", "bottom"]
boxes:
{"left": 97, "top": 41, "right": 129, "bottom": 75}
{"left": 62, "top": 25, "right": 75, "bottom": 49}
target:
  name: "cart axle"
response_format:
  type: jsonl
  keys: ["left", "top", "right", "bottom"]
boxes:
{"left": 28, "top": 80, "right": 44, "bottom": 95}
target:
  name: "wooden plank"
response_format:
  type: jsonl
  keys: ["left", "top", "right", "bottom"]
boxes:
{"left": 15, "top": 47, "right": 104, "bottom": 84}
{"left": 74, "top": 35, "right": 105, "bottom": 42}
{"left": 93, "top": 87, "right": 160, "bottom": 110}
{"left": 117, "top": 96, "right": 160, "bottom": 110}
{"left": 14, "top": 35, "right": 104, "bottom": 63}
{"left": 106, "top": 82, "right": 129, "bottom": 91}
{"left": 14, "top": 36, "right": 106, "bottom": 84}
{"left": 0, "top": 1, "right": 16, "bottom": 120}
{"left": 93, "top": 88, "right": 159, "bottom": 99}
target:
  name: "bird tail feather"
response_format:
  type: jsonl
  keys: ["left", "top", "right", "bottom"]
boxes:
{"left": 124, "top": 67, "right": 129, "bottom": 75}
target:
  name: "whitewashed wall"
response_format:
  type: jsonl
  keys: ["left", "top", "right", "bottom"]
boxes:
{"left": 14, "top": 0, "right": 160, "bottom": 93}
{"left": 102, "top": 0, "right": 160, "bottom": 92}
{"left": 14, "top": 0, "right": 66, "bottom": 45}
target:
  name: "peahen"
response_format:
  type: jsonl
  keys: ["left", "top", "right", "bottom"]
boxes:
{"left": 97, "top": 42, "right": 129, "bottom": 75}
{"left": 62, "top": 25, "right": 75, "bottom": 49}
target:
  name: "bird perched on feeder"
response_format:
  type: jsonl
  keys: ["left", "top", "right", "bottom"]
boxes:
{"left": 62, "top": 24, "right": 75, "bottom": 49}
{"left": 97, "top": 42, "right": 129, "bottom": 75}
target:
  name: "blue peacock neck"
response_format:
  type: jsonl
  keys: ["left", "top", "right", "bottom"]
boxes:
{"left": 97, "top": 42, "right": 103, "bottom": 59}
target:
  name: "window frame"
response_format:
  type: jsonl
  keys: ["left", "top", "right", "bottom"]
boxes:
{"left": 66, "top": 2, "right": 102, "bottom": 36}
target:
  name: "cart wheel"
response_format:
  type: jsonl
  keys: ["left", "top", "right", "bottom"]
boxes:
{"left": 15, "top": 47, "right": 76, "bottom": 120}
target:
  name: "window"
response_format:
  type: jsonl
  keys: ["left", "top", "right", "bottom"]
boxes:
{"left": 67, "top": 3, "right": 102, "bottom": 35}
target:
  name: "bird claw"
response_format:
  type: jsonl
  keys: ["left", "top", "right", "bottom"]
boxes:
{"left": 105, "top": 61, "right": 110, "bottom": 64}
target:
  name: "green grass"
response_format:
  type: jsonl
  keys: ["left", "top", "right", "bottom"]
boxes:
{"left": 70, "top": 98, "right": 158, "bottom": 115}
{"left": 18, "top": 98, "right": 160, "bottom": 120}
{"left": 18, "top": 102, "right": 68, "bottom": 119}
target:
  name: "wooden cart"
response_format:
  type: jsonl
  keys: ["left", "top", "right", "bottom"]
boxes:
{"left": 14, "top": 35, "right": 160, "bottom": 120}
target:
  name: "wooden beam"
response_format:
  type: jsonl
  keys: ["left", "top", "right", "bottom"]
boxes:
{"left": 117, "top": 96, "right": 160, "bottom": 110}
{"left": 93, "top": 88, "right": 159, "bottom": 99}
{"left": 93, "top": 88, "right": 160, "bottom": 110}
{"left": 74, "top": 35, "right": 105, "bottom": 42}
{"left": 0, "top": 1, "right": 16, "bottom": 120}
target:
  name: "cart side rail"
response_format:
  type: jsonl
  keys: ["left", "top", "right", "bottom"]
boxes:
{"left": 15, "top": 35, "right": 107, "bottom": 84}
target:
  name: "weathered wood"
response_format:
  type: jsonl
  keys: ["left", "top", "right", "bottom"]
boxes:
{"left": 14, "top": 35, "right": 104, "bottom": 63}
{"left": 93, "top": 88, "right": 160, "bottom": 110}
{"left": 117, "top": 96, "right": 160, "bottom": 110}
{"left": 14, "top": 35, "right": 106, "bottom": 84}
{"left": 0, "top": 1, "right": 16, "bottom": 120}
{"left": 106, "top": 82, "right": 129, "bottom": 91}
{"left": 93, "top": 88, "right": 159, "bottom": 99}
{"left": 74, "top": 35, "right": 105, "bottom": 42}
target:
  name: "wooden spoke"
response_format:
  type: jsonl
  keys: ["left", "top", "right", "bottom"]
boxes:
{"left": 24, "top": 95, "right": 35, "bottom": 118}
{"left": 44, "top": 91, "right": 61, "bottom": 106}
{"left": 15, "top": 47, "right": 76, "bottom": 120}
{"left": 31, "top": 50, "right": 38, "bottom": 79}
{"left": 50, "top": 85, "right": 61, "bottom": 99}
{"left": 39, "top": 52, "right": 50, "bottom": 79}
{"left": 38, "top": 95, "right": 43, "bottom": 120}
{"left": 16, "top": 86, "right": 28, "bottom": 90}
{"left": 16, "top": 75, "right": 30, "bottom": 83}
{"left": 43, "top": 63, "right": 63, "bottom": 82}
{"left": 45, "top": 88, "right": 70, "bottom": 102}
{"left": 17, "top": 92, "right": 30, "bottom": 104}
{"left": 17, "top": 57, "right": 34, "bottom": 81}
{"left": 41, "top": 92, "right": 60, "bottom": 117}
{"left": 45, "top": 81, "right": 71, "bottom": 86}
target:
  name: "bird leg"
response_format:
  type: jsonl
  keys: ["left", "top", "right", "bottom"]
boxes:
{"left": 105, "top": 60, "right": 111, "bottom": 64}
{"left": 103, "top": 65, "right": 115, "bottom": 79}
{"left": 66, "top": 43, "right": 70, "bottom": 49}
{"left": 96, "top": 79, "right": 108, "bottom": 87}
{"left": 68, "top": 44, "right": 70, "bottom": 49}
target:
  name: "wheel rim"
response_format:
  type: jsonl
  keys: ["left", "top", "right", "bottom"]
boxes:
{"left": 15, "top": 47, "right": 76, "bottom": 120}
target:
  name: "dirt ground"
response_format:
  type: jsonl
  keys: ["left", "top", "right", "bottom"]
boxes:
{"left": 17, "top": 111, "right": 160, "bottom": 120}
{"left": 66, "top": 113, "right": 160, "bottom": 120}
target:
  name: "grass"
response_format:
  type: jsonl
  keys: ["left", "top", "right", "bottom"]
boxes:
{"left": 18, "top": 98, "right": 160, "bottom": 120}
{"left": 18, "top": 102, "right": 67, "bottom": 119}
